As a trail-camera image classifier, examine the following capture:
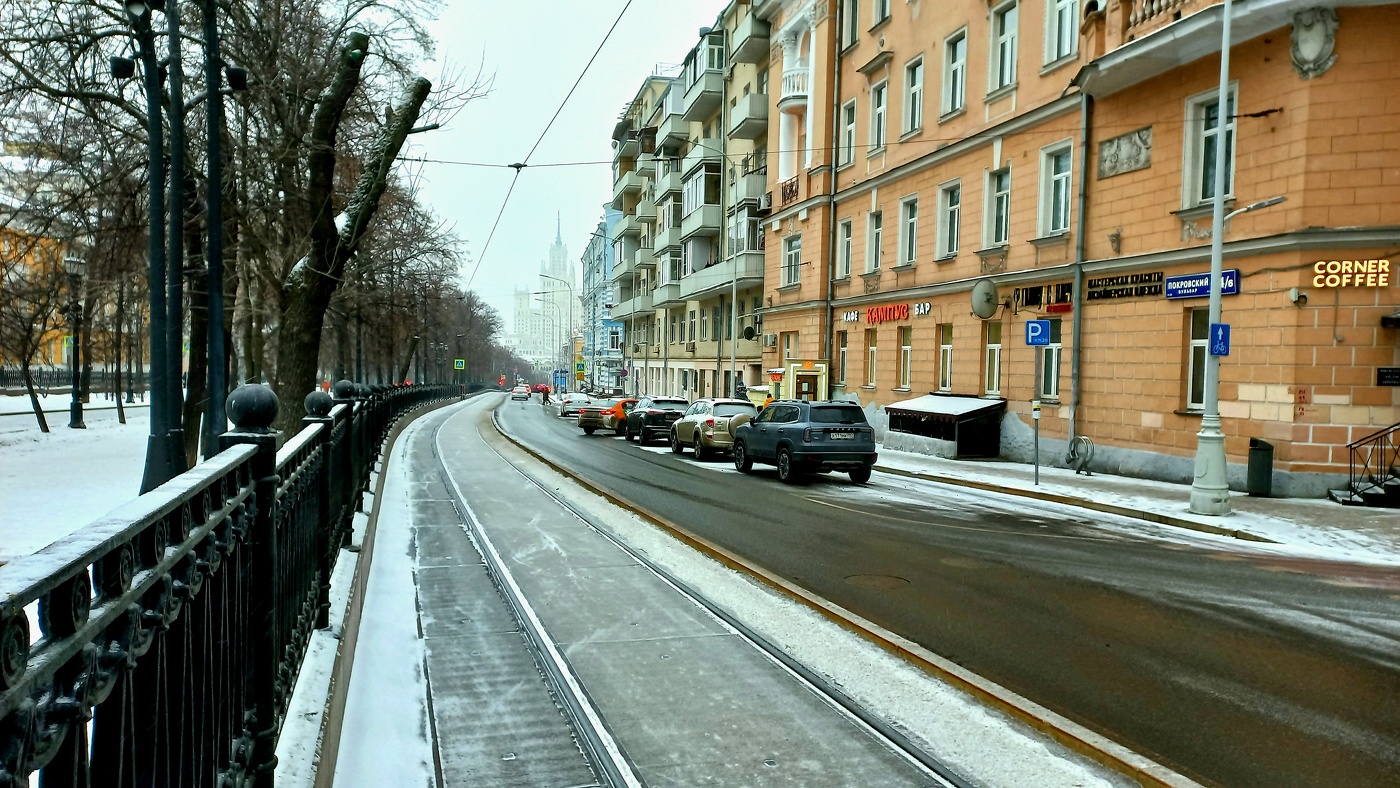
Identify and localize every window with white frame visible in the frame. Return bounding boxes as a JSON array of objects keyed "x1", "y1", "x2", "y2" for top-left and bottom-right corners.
[
  {"x1": 1187, "y1": 308, "x2": 1208, "y2": 409},
  {"x1": 903, "y1": 57, "x2": 924, "y2": 134},
  {"x1": 867, "y1": 211, "x2": 883, "y2": 272},
  {"x1": 782, "y1": 331, "x2": 798, "y2": 359},
  {"x1": 688, "y1": 309, "x2": 696, "y2": 341},
  {"x1": 782, "y1": 235, "x2": 802, "y2": 286},
  {"x1": 984, "y1": 321, "x2": 1003, "y2": 395},
  {"x1": 937, "y1": 181, "x2": 960, "y2": 258},
  {"x1": 865, "y1": 329, "x2": 878, "y2": 386},
  {"x1": 1040, "y1": 318, "x2": 1062, "y2": 400},
  {"x1": 987, "y1": 168, "x2": 1011, "y2": 246},
  {"x1": 943, "y1": 30, "x2": 967, "y2": 115},
  {"x1": 1039, "y1": 144, "x2": 1072, "y2": 236},
  {"x1": 1046, "y1": 0, "x2": 1078, "y2": 63},
  {"x1": 840, "y1": 100, "x2": 857, "y2": 166},
  {"x1": 938, "y1": 323, "x2": 953, "y2": 391},
  {"x1": 870, "y1": 81, "x2": 888, "y2": 150},
  {"x1": 898, "y1": 326, "x2": 912, "y2": 388},
  {"x1": 898, "y1": 196, "x2": 918, "y2": 265},
  {"x1": 838, "y1": 219, "x2": 853, "y2": 278},
  {"x1": 1185, "y1": 87, "x2": 1237, "y2": 208},
  {"x1": 837, "y1": 331, "x2": 848, "y2": 383},
  {"x1": 841, "y1": 0, "x2": 860, "y2": 47},
  {"x1": 873, "y1": 0, "x2": 890, "y2": 24},
  {"x1": 990, "y1": 2, "x2": 1018, "y2": 92},
  {"x1": 700, "y1": 307, "x2": 709, "y2": 340}
]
